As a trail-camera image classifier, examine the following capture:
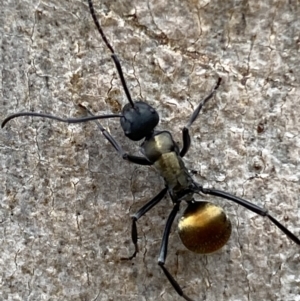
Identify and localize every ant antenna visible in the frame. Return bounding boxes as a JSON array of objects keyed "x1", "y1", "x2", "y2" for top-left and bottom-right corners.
[
  {"x1": 87, "y1": 0, "x2": 135, "y2": 108},
  {"x1": 1, "y1": 109, "x2": 122, "y2": 128}
]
